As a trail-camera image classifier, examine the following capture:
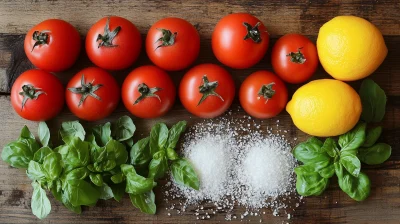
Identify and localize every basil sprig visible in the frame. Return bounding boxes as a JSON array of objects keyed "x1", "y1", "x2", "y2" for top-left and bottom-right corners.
[{"x1": 1, "y1": 117, "x2": 197, "y2": 219}]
